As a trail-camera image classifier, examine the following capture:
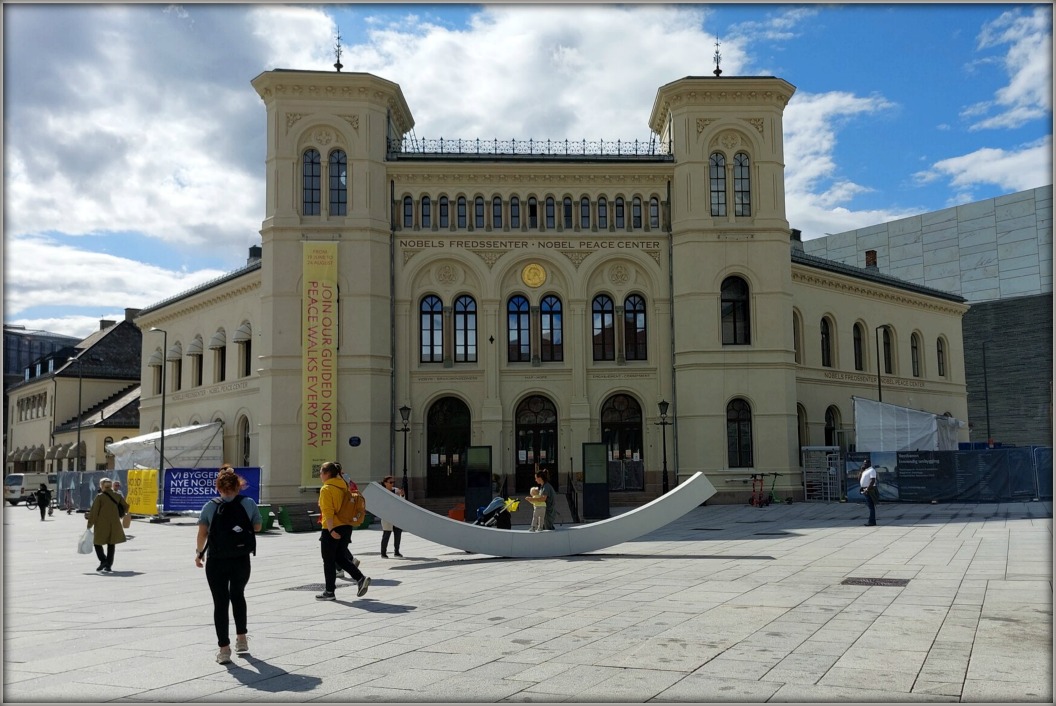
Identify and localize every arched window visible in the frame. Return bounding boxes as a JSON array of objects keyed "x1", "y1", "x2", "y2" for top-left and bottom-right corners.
[
  {"x1": 457, "y1": 196, "x2": 467, "y2": 228},
  {"x1": 721, "y1": 276, "x2": 750, "y2": 345},
  {"x1": 592, "y1": 295, "x2": 615, "y2": 361},
  {"x1": 624, "y1": 294, "x2": 647, "y2": 360},
  {"x1": 540, "y1": 295, "x2": 563, "y2": 362},
  {"x1": 632, "y1": 196, "x2": 643, "y2": 228},
  {"x1": 238, "y1": 415, "x2": 251, "y2": 467},
  {"x1": 598, "y1": 197, "x2": 608, "y2": 228},
  {"x1": 421, "y1": 196, "x2": 432, "y2": 228},
  {"x1": 601, "y1": 394, "x2": 644, "y2": 491},
  {"x1": 937, "y1": 338, "x2": 947, "y2": 378},
  {"x1": 882, "y1": 327, "x2": 893, "y2": 374},
  {"x1": 510, "y1": 196, "x2": 521, "y2": 228},
  {"x1": 403, "y1": 195, "x2": 414, "y2": 228},
  {"x1": 420, "y1": 295, "x2": 443, "y2": 363},
  {"x1": 733, "y1": 152, "x2": 751, "y2": 216},
  {"x1": 507, "y1": 296, "x2": 531, "y2": 362},
  {"x1": 545, "y1": 196, "x2": 556, "y2": 229},
  {"x1": 492, "y1": 196, "x2": 503, "y2": 229},
  {"x1": 614, "y1": 197, "x2": 625, "y2": 229},
  {"x1": 710, "y1": 152, "x2": 726, "y2": 217},
  {"x1": 911, "y1": 333, "x2": 921, "y2": 377},
  {"x1": 474, "y1": 196, "x2": 485, "y2": 228},
  {"x1": 328, "y1": 150, "x2": 347, "y2": 216},
  {"x1": 726, "y1": 398, "x2": 753, "y2": 468},
  {"x1": 454, "y1": 295, "x2": 477, "y2": 363},
  {"x1": 820, "y1": 318, "x2": 833, "y2": 368},
  {"x1": 825, "y1": 405, "x2": 841, "y2": 447},
  {"x1": 796, "y1": 405, "x2": 808, "y2": 465},
  {"x1": 792, "y1": 311, "x2": 802, "y2": 364},
  {"x1": 302, "y1": 149, "x2": 321, "y2": 215},
  {"x1": 649, "y1": 196, "x2": 660, "y2": 229},
  {"x1": 580, "y1": 197, "x2": 591, "y2": 229},
  {"x1": 853, "y1": 323, "x2": 865, "y2": 371},
  {"x1": 527, "y1": 197, "x2": 538, "y2": 228},
  {"x1": 562, "y1": 197, "x2": 573, "y2": 229},
  {"x1": 439, "y1": 196, "x2": 450, "y2": 227}
]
